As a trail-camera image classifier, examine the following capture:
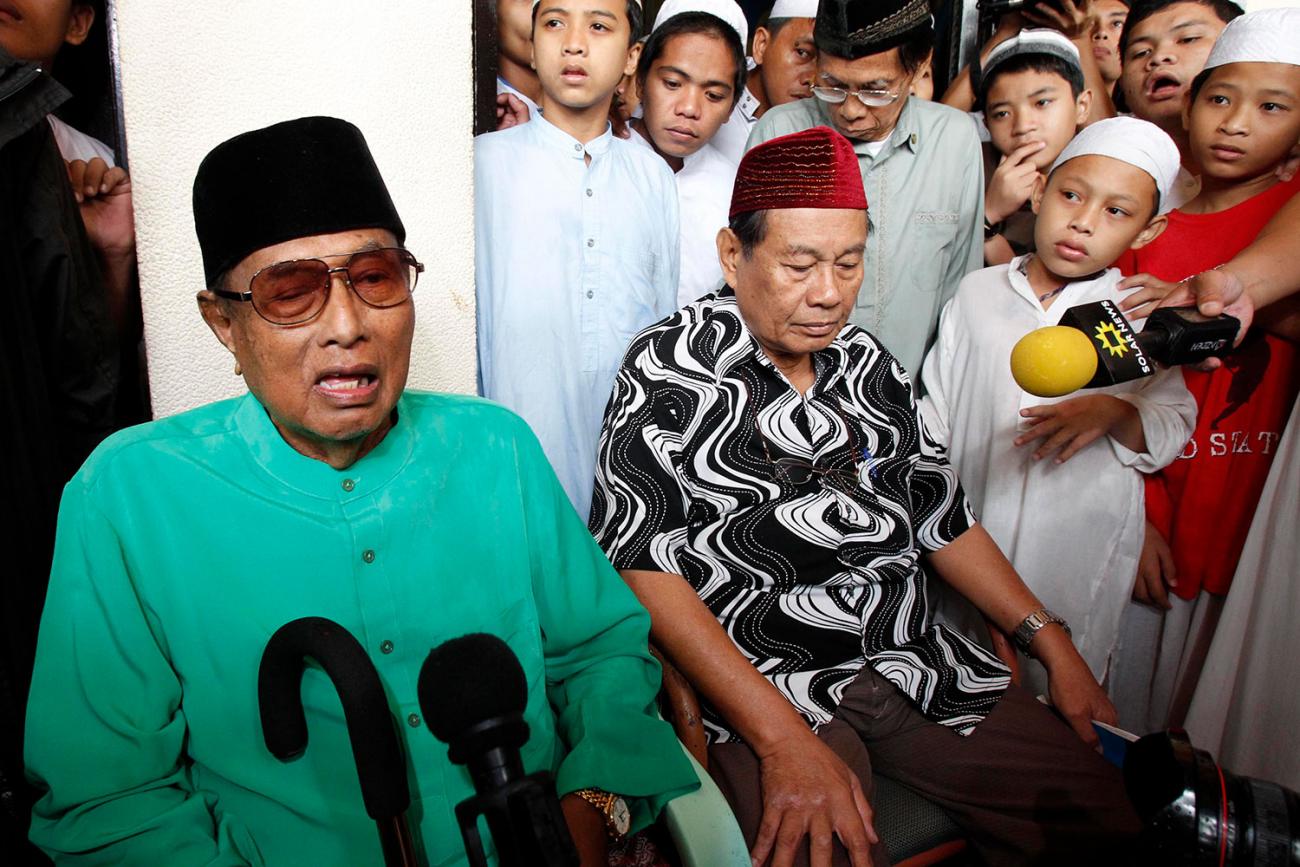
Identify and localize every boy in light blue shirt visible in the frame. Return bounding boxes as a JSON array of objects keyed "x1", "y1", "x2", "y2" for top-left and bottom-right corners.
[{"x1": 476, "y1": 0, "x2": 680, "y2": 518}]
